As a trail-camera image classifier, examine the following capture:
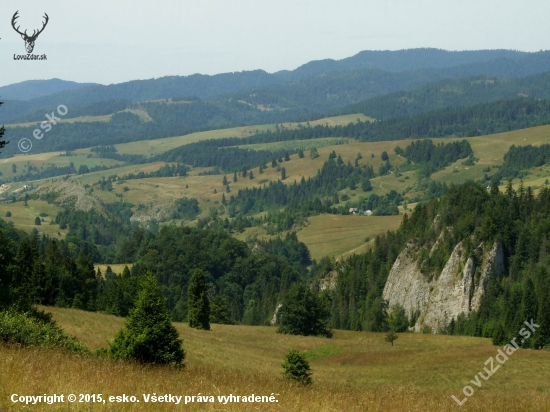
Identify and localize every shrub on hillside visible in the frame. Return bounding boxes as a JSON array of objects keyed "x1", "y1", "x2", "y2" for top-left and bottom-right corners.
[
  {"x1": 0, "y1": 309, "x2": 88, "y2": 353},
  {"x1": 108, "y1": 274, "x2": 184, "y2": 365},
  {"x1": 281, "y1": 350, "x2": 312, "y2": 385}
]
